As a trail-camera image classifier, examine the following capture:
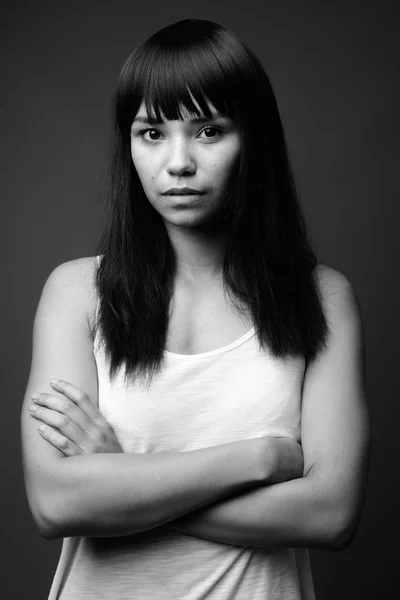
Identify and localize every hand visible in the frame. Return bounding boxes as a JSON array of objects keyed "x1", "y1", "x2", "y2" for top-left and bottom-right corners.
[
  {"x1": 28, "y1": 379, "x2": 124, "y2": 456},
  {"x1": 257, "y1": 435, "x2": 304, "y2": 484}
]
